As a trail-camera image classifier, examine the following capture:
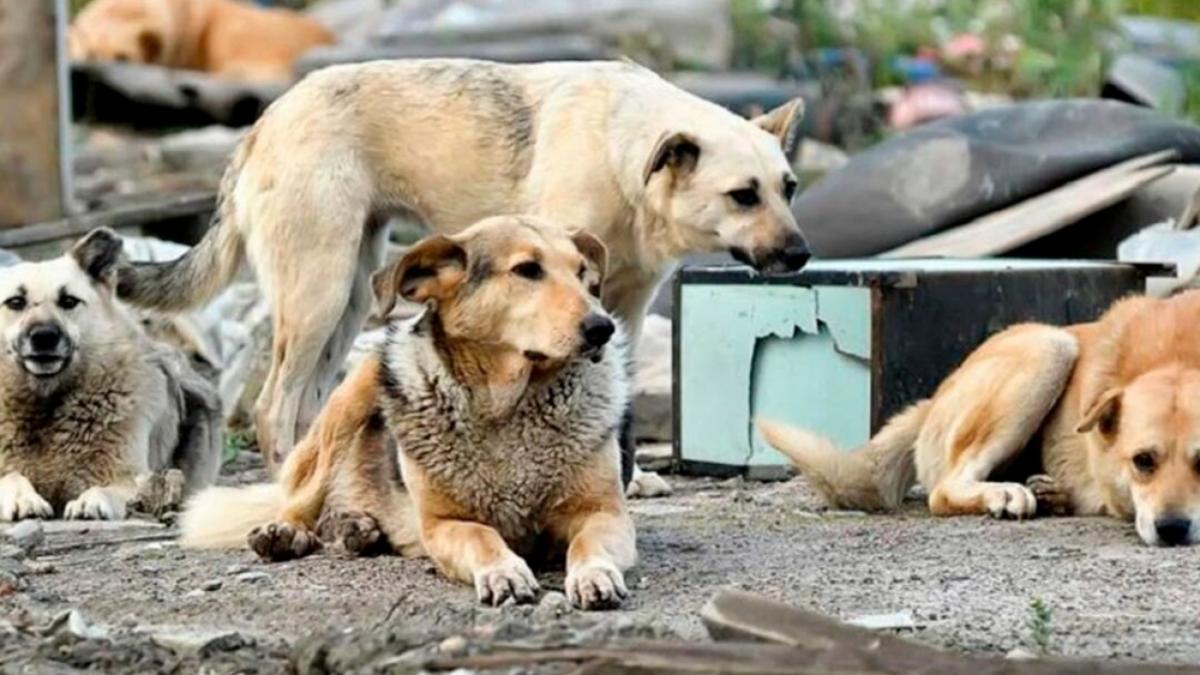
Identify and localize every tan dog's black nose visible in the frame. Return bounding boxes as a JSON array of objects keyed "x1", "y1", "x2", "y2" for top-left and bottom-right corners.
[
  {"x1": 28, "y1": 324, "x2": 64, "y2": 353},
  {"x1": 1155, "y1": 517, "x2": 1192, "y2": 546},
  {"x1": 581, "y1": 314, "x2": 615, "y2": 348}
]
